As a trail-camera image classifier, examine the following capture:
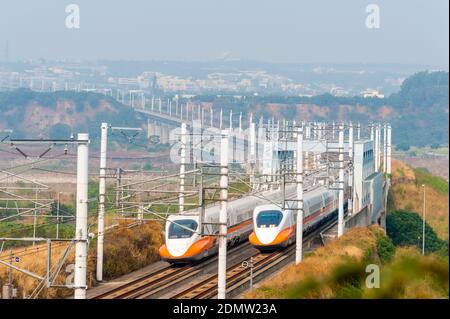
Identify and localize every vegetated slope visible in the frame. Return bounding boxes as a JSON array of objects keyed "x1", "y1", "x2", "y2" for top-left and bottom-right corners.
[
  {"x1": 389, "y1": 159, "x2": 449, "y2": 240},
  {"x1": 0, "y1": 240, "x2": 79, "y2": 299},
  {"x1": 245, "y1": 226, "x2": 448, "y2": 299},
  {"x1": 0, "y1": 89, "x2": 144, "y2": 144},
  {"x1": 398, "y1": 154, "x2": 449, "y2": 181},
  {"x1": 0, "y1": 221, "x2": 164, "y2": 299},
  {"x1": 97, "y1": 221, "x2": 164, "y2": 281}
]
